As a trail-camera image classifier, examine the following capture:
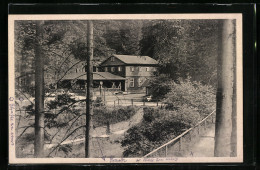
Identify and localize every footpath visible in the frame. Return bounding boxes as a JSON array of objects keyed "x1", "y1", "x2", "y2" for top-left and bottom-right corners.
[
  {"x1": 183, "y1": 124, "x2": 215, "y2": 157},
  {"x1": 45, "y1": 108, "x2": 144, "y2": 149}
]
